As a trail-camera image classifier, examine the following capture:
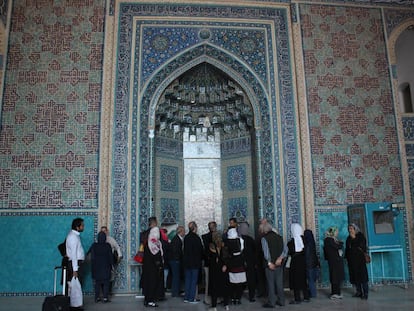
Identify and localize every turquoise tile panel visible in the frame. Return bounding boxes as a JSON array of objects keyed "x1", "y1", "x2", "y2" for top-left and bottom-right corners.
[{"x1": 0, "y1": 213, "x2": 96, "y2": 294}]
